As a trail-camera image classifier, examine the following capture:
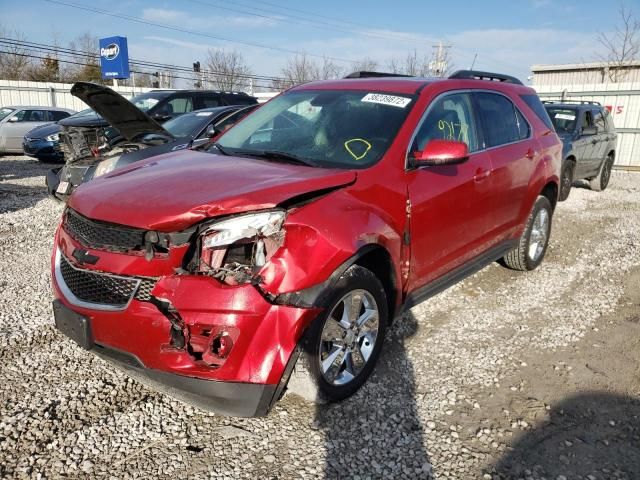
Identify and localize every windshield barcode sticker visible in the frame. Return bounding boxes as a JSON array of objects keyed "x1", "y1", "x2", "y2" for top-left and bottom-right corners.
[
  {"x1": 555, "y1": 113, "x2": 576, "y2": 121},
  {"x1": 362, "y1": 93, "x2": 411, "y2": 108}
]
